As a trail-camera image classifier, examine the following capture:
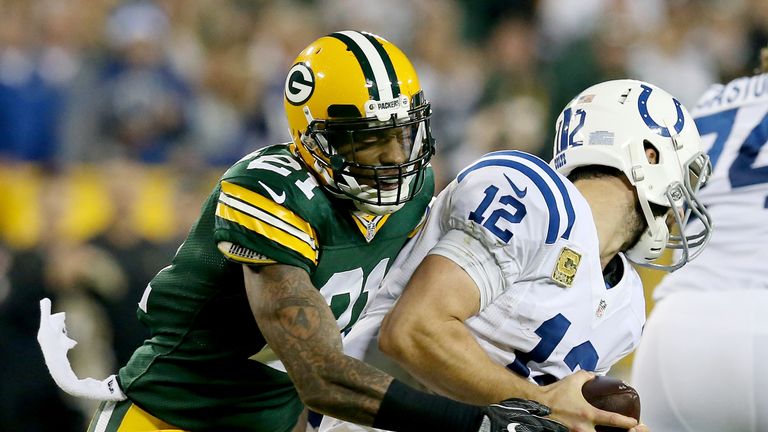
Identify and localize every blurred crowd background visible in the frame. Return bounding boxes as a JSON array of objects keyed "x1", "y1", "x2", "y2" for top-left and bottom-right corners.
[{"x1": 1, "y1": 0, "x2": 766, "y2": 430}]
